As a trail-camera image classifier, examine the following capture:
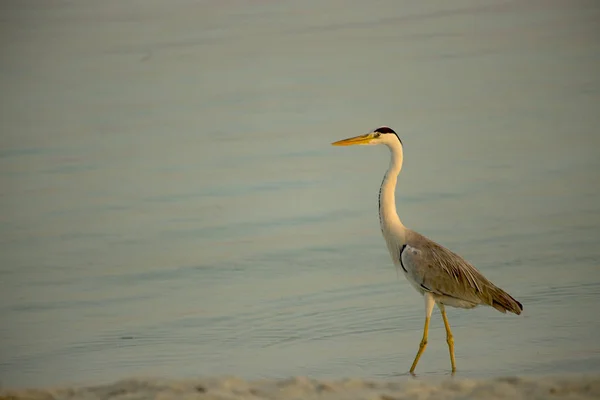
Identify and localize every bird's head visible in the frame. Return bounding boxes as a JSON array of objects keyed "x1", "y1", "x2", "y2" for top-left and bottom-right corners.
[{"x1": 331, "y1": 126, "x2": 403, "y2": 147}]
